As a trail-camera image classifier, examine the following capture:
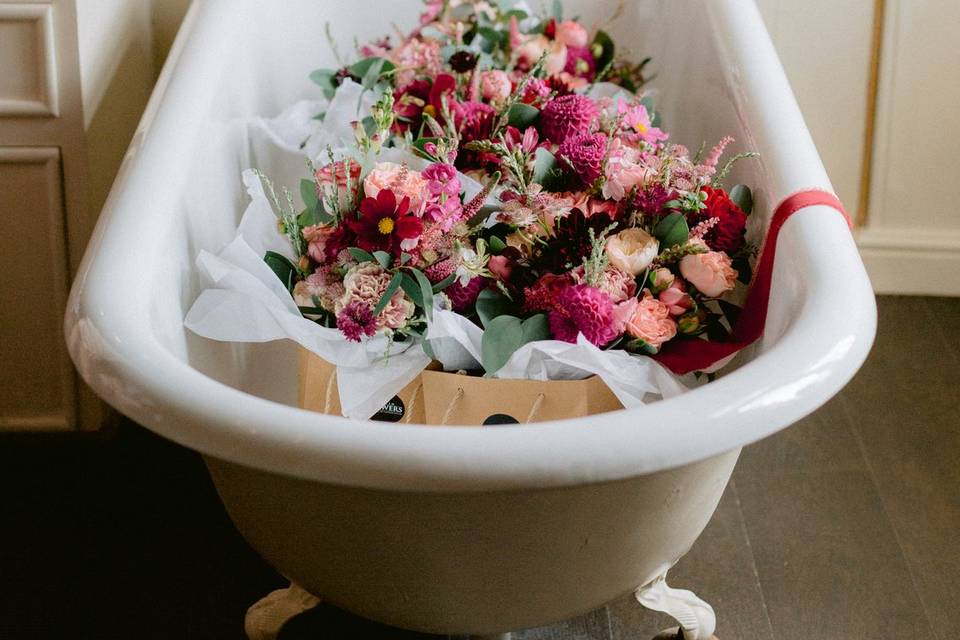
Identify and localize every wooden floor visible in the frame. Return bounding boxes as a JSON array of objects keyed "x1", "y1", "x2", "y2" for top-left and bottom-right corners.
[{"x1": 1, "y1": 296, "x2": 957, "y2": 639}]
